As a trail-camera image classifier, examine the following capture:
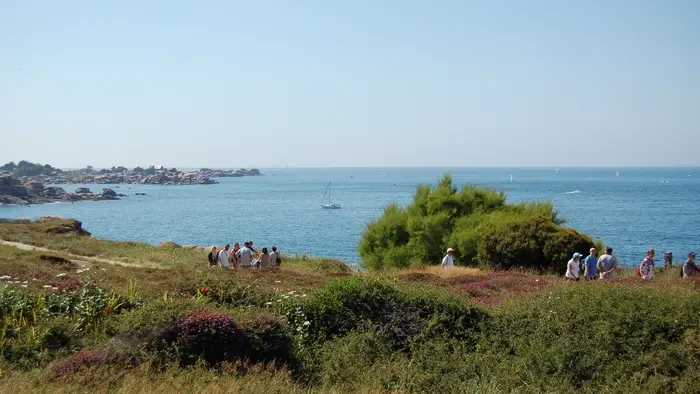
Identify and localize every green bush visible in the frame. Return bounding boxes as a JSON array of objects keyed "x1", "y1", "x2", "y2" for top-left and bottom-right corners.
[
  {"x1": 283, "y1": 276, "x2": 487, "y2": 350},
  {"x1": 359, "y1": 173, "x2": 596, "y2": 272},
  {"x1": 478, "y1": 283, "x2": 700, "y2": 392}
]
